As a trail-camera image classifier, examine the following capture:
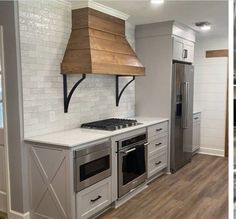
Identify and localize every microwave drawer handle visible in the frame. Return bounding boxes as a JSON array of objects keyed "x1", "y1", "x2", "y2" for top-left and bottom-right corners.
[{"x1": 91, "y1": 195, "x2": 102, "y2": 203}]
